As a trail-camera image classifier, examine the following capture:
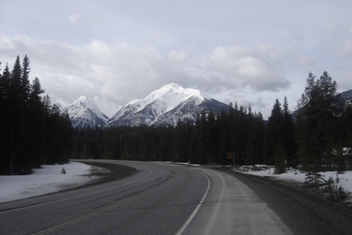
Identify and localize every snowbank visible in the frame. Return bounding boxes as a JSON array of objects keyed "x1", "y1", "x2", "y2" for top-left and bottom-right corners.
[
  {"x1": 0, "y1": 162, "x2": 100, "y2": 203},
  {"x1": 235, "y1": 165, "x2": 352, "y2": 193}
]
